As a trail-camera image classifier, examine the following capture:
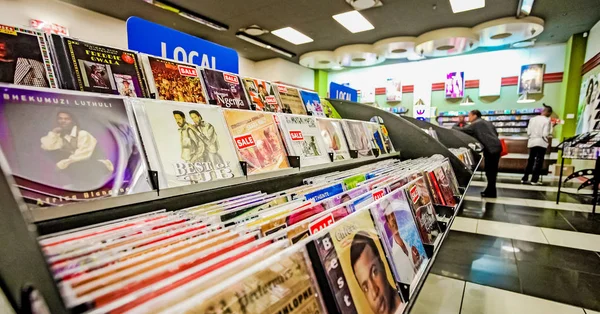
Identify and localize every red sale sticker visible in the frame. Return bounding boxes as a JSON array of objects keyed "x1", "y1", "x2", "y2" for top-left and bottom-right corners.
[
  {"x1": 234, "y1": 134, "x2": 255, "y2": 149},
  {"x1": 223, "y1": 73, "x2": 239, "y2": 84},
  {"x1": 309, "y1": 214, "x2": 334, "y2": 235},
  {"x1": 277, "y1": 85, "x2": 288, "y2": 93},
  {"x1": 178, "y1": 65, "x2": 198, "y2": 77},
  {"x1": 410, "y1": 185, "x2": 419, "y2": 203},
  {"x1": 121, "y1": 53, "x2": 135, "y2": 64},
  {"x1": 289, "y1": 130, "x2": 304, "y2": 141},
  {"x1": 372, "y1": 190, "x2": 385, "y2": 200},
  {"x1": 265, "y1": 95, "x2": 278, "y2": 105}
]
